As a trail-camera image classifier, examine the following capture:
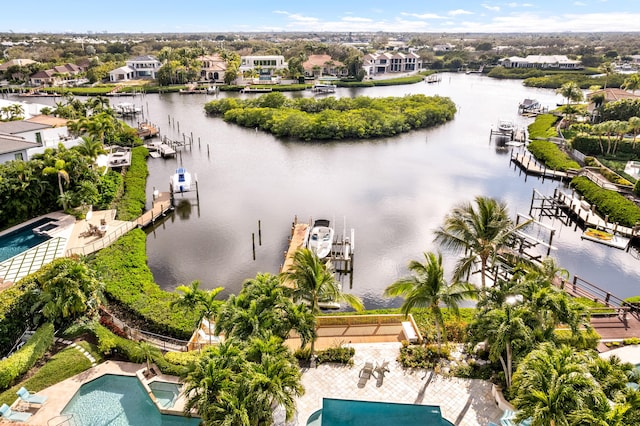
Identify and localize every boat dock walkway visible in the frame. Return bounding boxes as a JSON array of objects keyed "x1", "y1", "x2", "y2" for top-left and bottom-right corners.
[
  {"x1": 511, "y1": 151, "x2": 576, "y2": 181},
  {"x1": 135, "y1": 192, "x2": 174, "y2": 228},
  {"x1": 280, "y1": 220, "x2": 310, "y2": 276}
]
